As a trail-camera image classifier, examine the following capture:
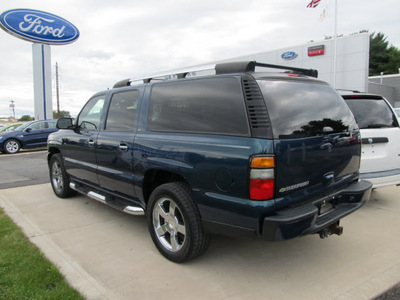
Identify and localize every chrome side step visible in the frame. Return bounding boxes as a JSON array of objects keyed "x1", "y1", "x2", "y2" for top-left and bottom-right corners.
[
  {"x1": 69, "y1": 182, "x2": 145, "y2": 216},
  {"x1": 123, "y1": 206, "x2": 145, "y2": 216},
  {"x1": 88, "y1": 191, "x2": 106, "y2": 204}
]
